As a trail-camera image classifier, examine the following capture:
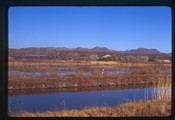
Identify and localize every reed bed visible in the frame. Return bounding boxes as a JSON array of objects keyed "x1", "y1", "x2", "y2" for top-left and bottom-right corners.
[
  {"x1": 8, "y1": 59, "x2": 171, "y2": 89},
  {"x1": 8, "y1": 74, "x2": 171, "y2": 89}
]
